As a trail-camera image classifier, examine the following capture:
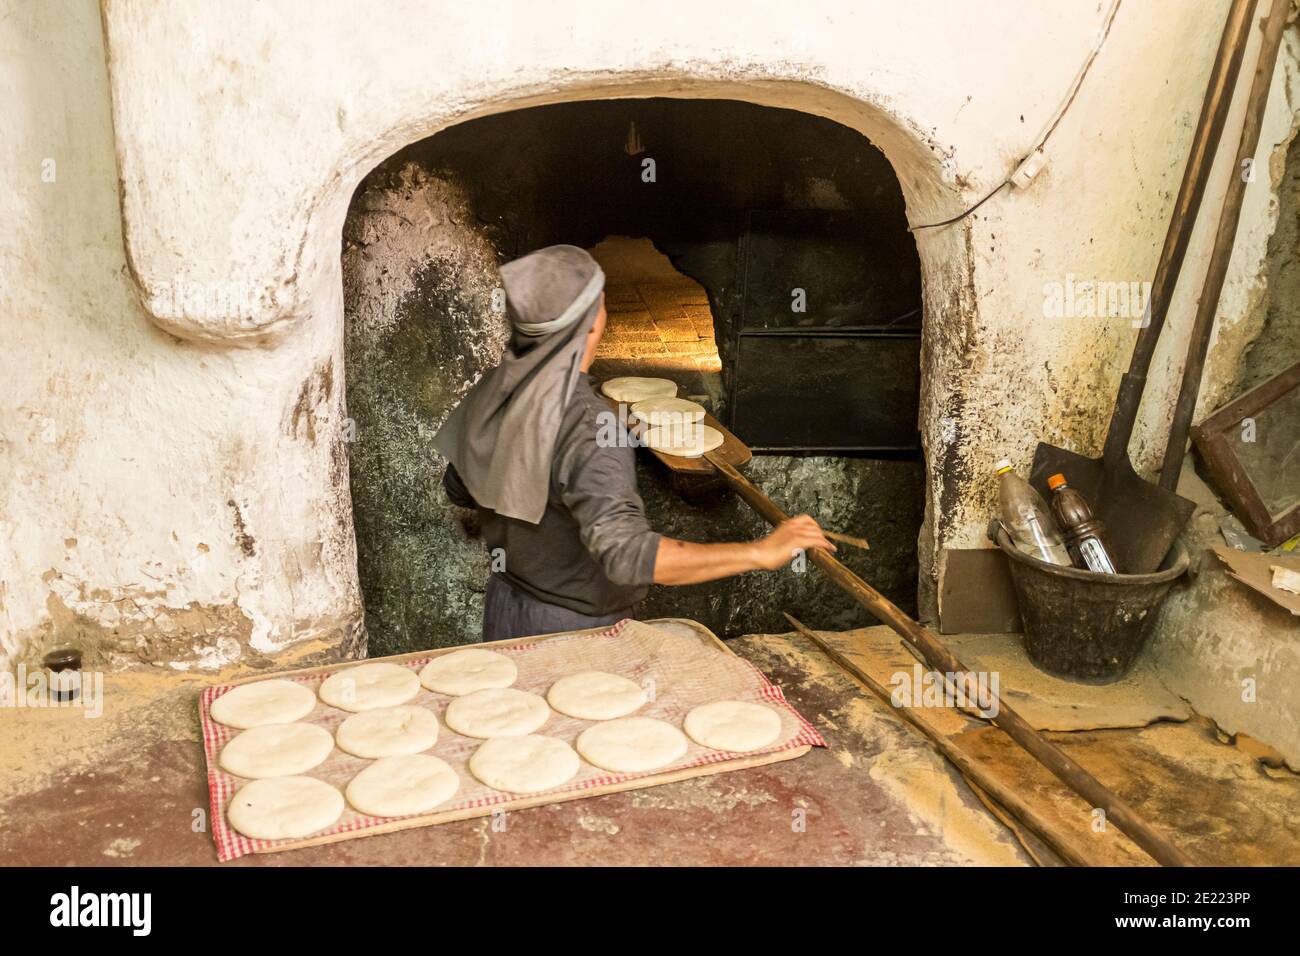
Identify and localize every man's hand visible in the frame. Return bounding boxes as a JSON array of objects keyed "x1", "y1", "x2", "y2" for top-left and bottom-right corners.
[
  {"x1": 750, "y1": 515, "x2": 836, "y2": 570},
  {"x1": 651, "y1": 515, "x2": 836, "y2": 586}
]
